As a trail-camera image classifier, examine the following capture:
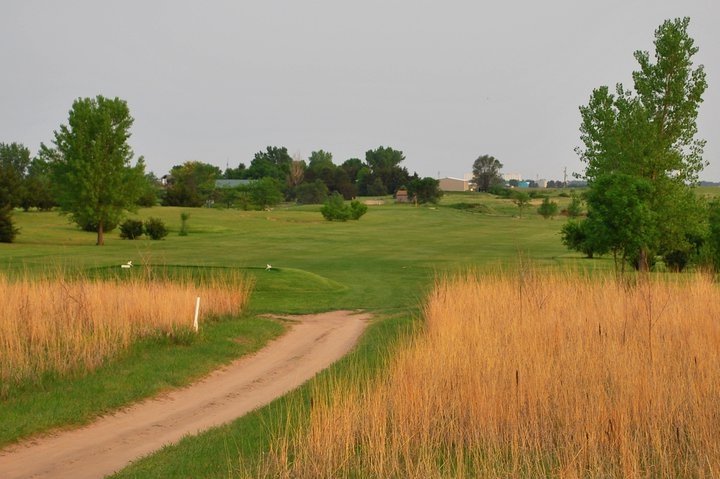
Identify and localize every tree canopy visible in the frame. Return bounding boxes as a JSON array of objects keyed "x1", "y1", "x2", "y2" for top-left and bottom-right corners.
[
  {"x1": 359, "y1": 146, "x2": 410, "y2": 196},
  {"x1": 0, "y1": 142, "x2": 31, "y2": 209},
  {"x1": 472, "y1": 154, "x2": 503, "y2": 192},
  {"x1": 45, "y1": 96, "x2": 146, "y2": 245},
  {"x1": 162, "y1": 161, "x2": 221, "y2": 207},
  {"x1": 572, "y1": 17, "x2": 707, "y2": 272}
]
